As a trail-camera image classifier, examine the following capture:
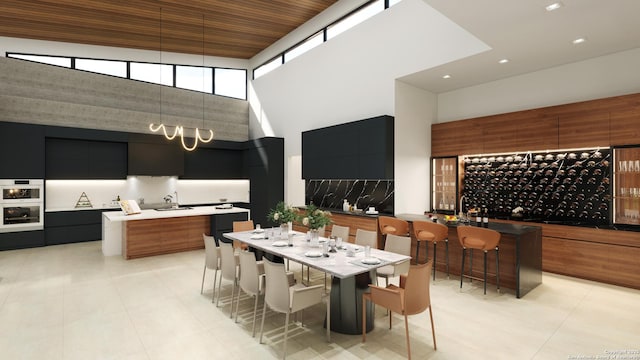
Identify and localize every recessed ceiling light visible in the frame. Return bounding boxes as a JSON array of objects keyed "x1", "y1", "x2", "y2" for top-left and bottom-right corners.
[
  {"x1": 499, "y1": 59, "x2": 509, "y2": 64},
  {"x1": 545, "y1": 2, "x2": 563, "y2": 11},
  {"x1": 442, "y1": 74, "x2": 451, "y2": 79},
  {"x1": 572, "y1": 37, "x2": 586, "y2": 44}
]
